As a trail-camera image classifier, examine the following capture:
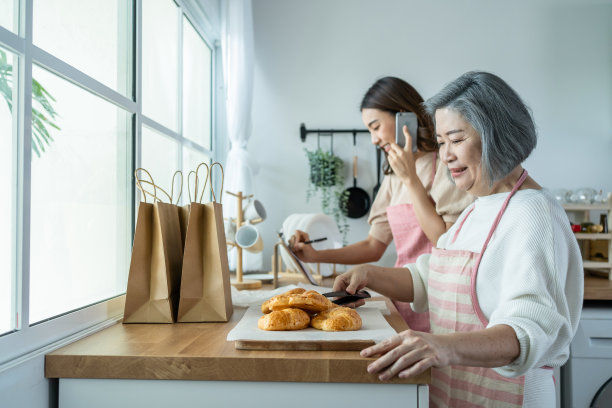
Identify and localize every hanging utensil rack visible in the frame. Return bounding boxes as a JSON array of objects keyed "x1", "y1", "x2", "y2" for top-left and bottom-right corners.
[{"x1": 300, "y1": 123, "x2": 369, "y2": 142}]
